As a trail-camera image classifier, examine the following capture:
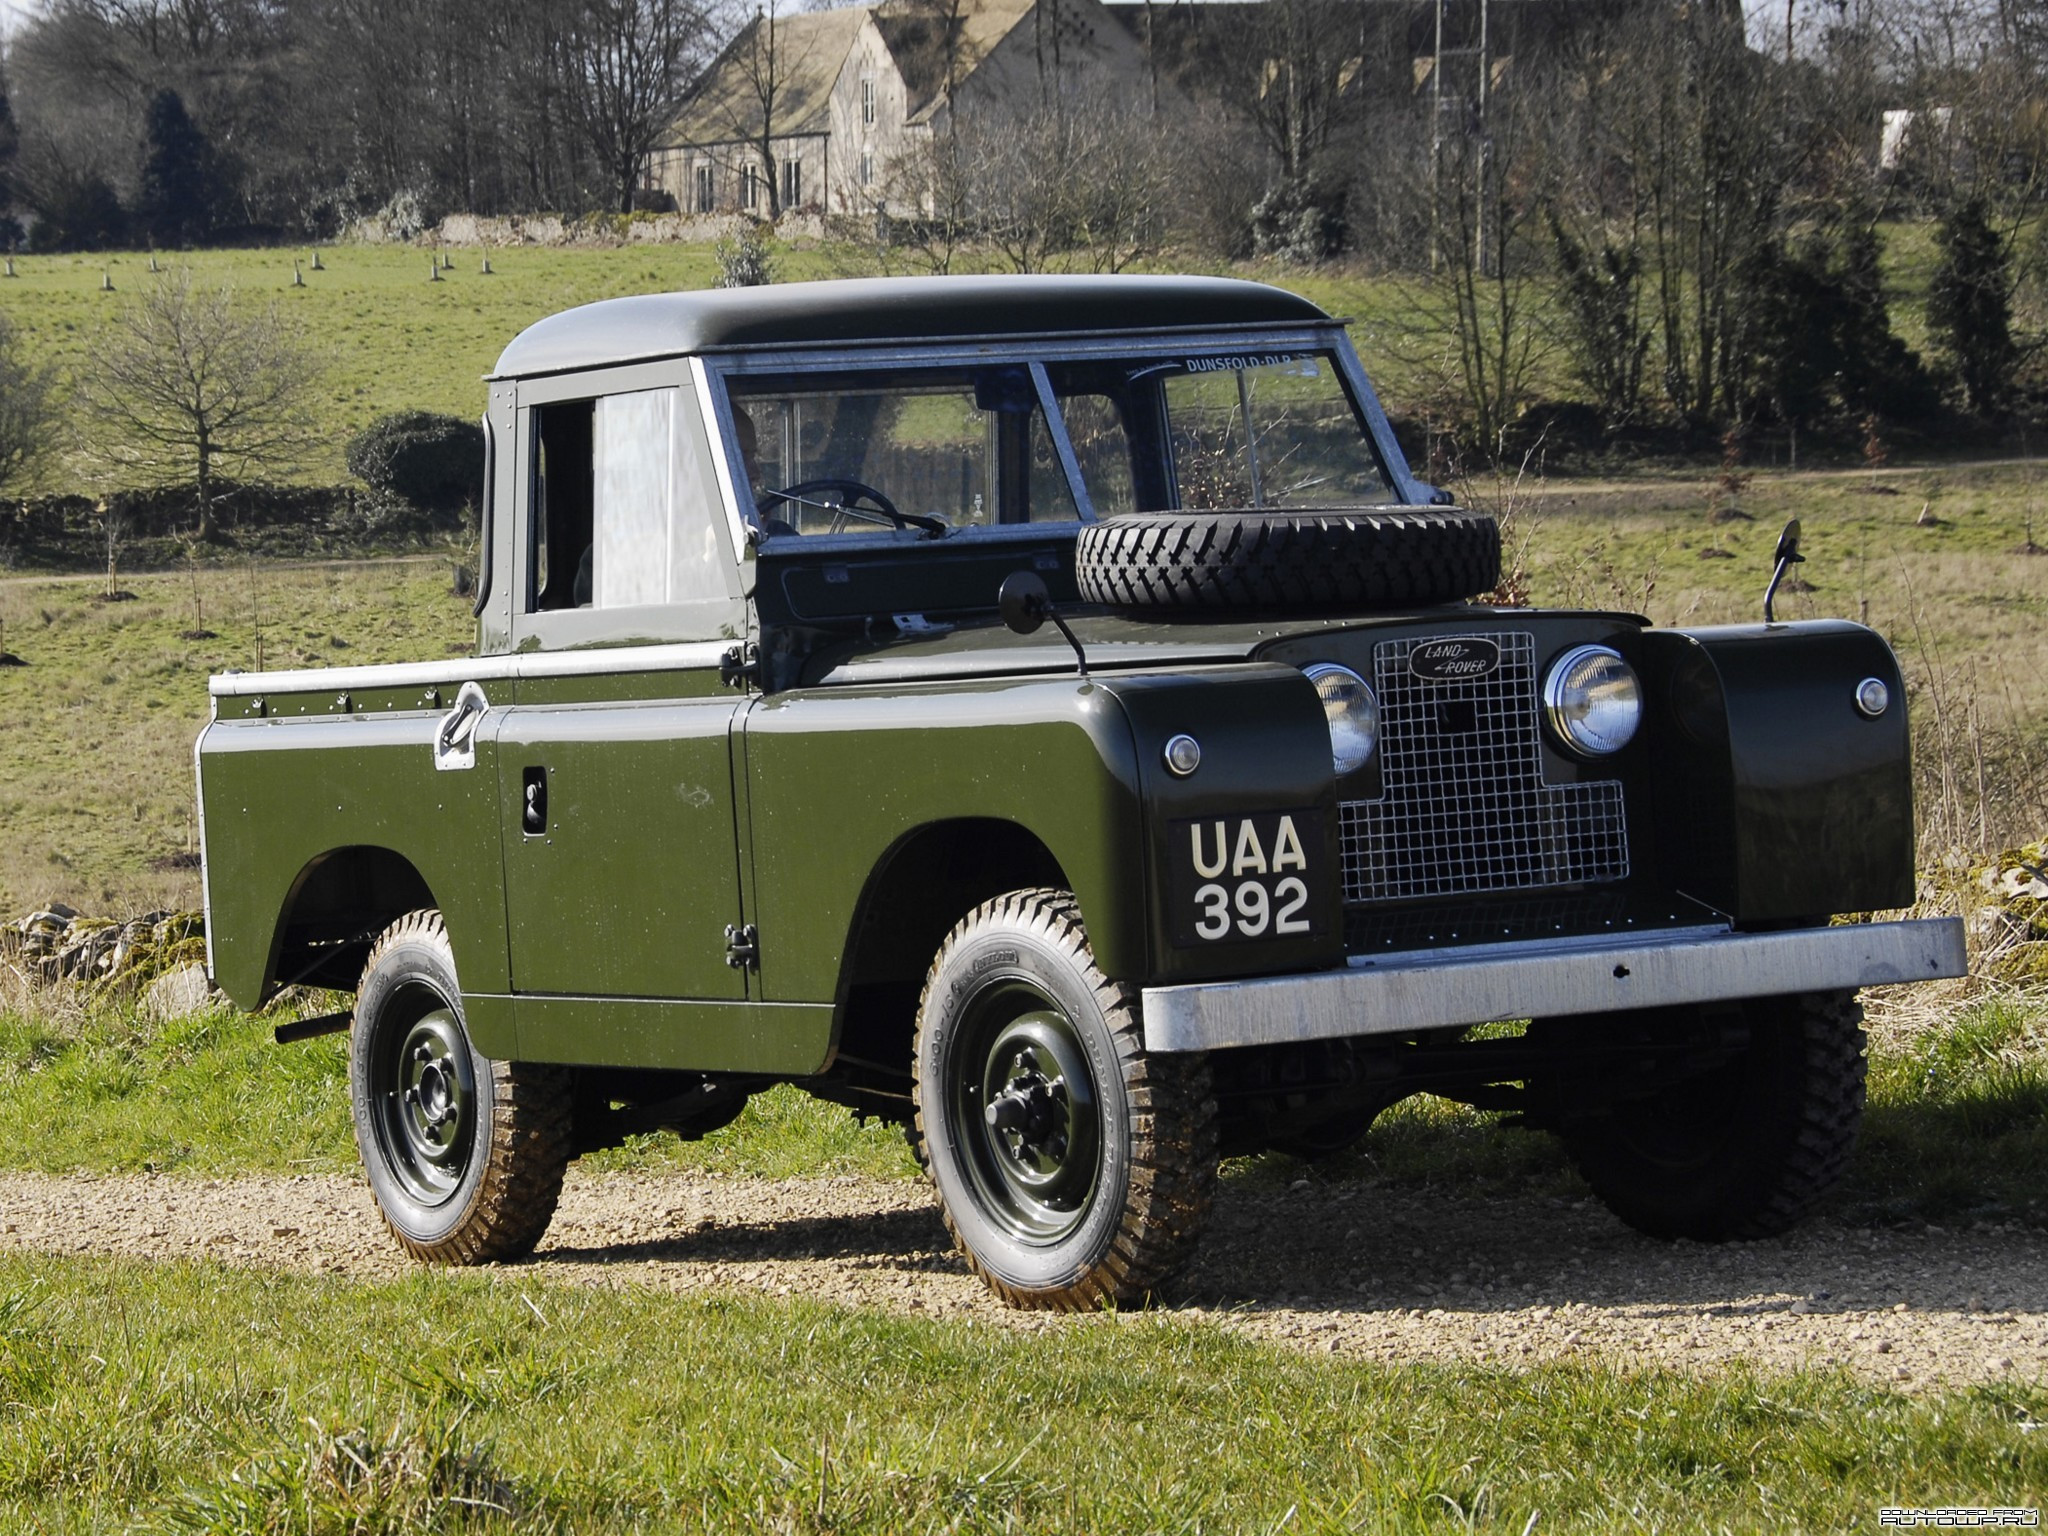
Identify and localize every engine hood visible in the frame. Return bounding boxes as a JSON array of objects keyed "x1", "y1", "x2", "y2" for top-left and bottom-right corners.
[{"x1": 798, "y1": 606, "x2": 1649, "y2": 689}]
